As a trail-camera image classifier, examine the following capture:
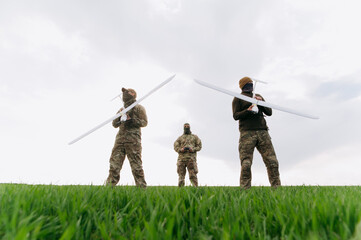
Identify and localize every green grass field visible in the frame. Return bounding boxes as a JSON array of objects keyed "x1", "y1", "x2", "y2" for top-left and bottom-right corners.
[{"x1": 1, "y1": 184, "x2": 361, "y2": 239}]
